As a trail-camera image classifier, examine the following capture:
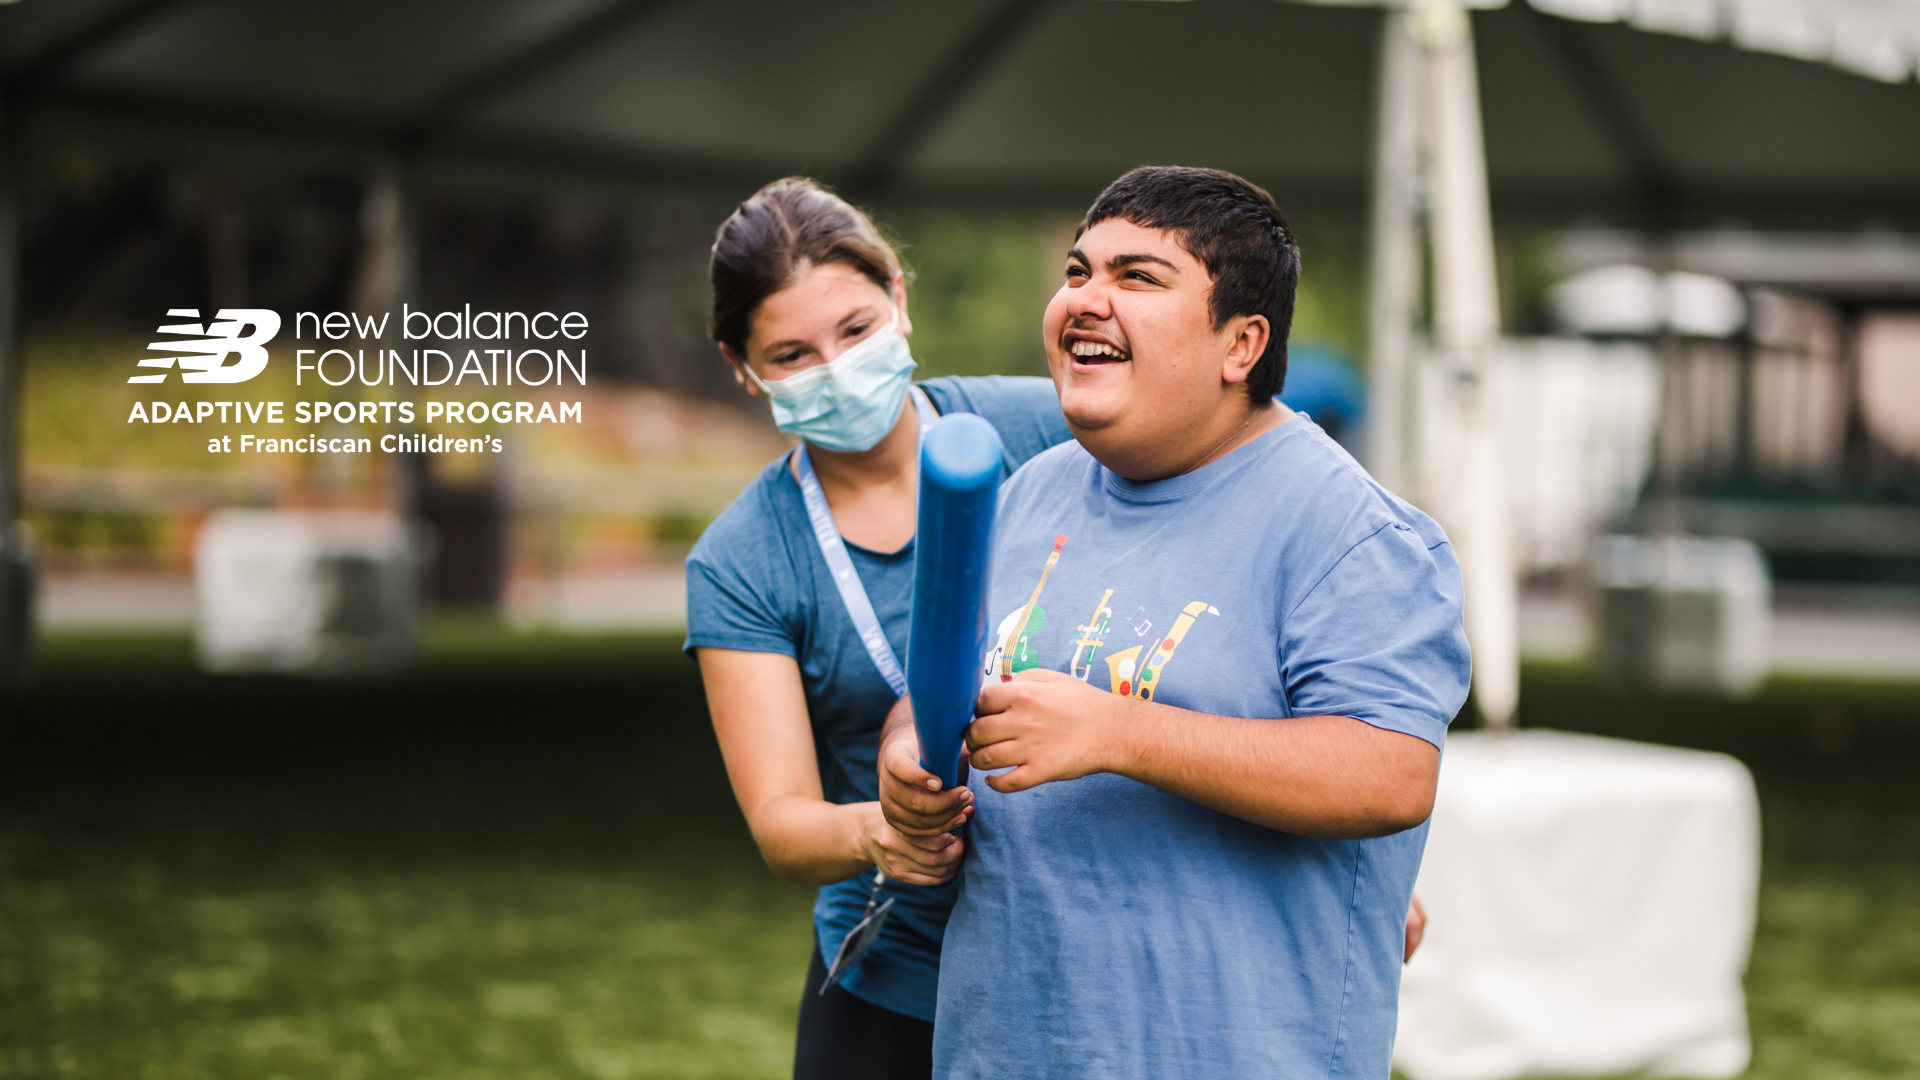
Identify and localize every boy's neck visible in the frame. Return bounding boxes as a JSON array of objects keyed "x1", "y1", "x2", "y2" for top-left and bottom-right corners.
[{"x1": 1094, "y1": 399, "x2": 1293, "y2": 483}]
